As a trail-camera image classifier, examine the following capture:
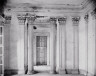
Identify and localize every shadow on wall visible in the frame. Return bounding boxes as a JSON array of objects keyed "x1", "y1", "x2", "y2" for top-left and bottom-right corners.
[
  {"x1": 91, "y1": 0, "x2": 96, "y2": 8},
  {"x1": 0, "y1": 0, "x2": 7, "y2": 16}
]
